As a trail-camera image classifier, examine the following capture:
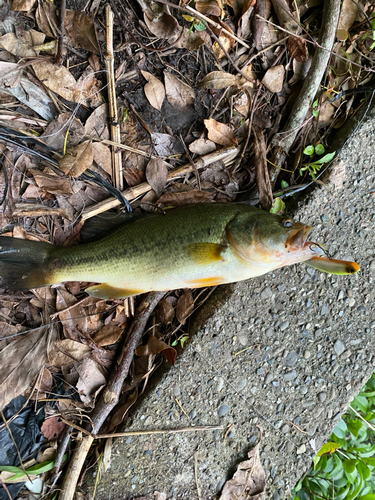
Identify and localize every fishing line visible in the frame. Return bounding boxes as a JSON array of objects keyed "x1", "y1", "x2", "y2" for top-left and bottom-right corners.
[{"x1": 308, "y1": 242, "x2": 332, "y2": 259}]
